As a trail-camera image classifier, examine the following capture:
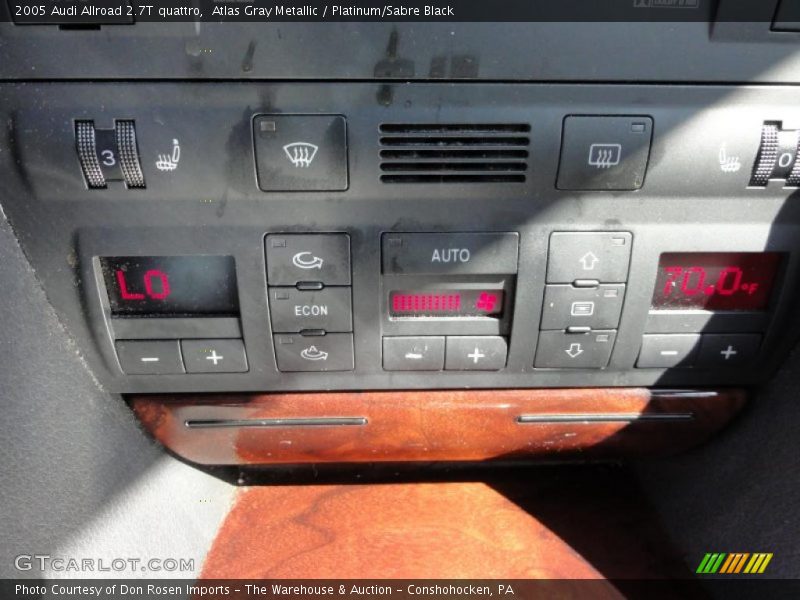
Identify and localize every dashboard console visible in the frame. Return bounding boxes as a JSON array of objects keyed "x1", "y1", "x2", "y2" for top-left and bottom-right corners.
[{"x1": 3, "y1": 82, "x2": 800, "y2": 394}]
